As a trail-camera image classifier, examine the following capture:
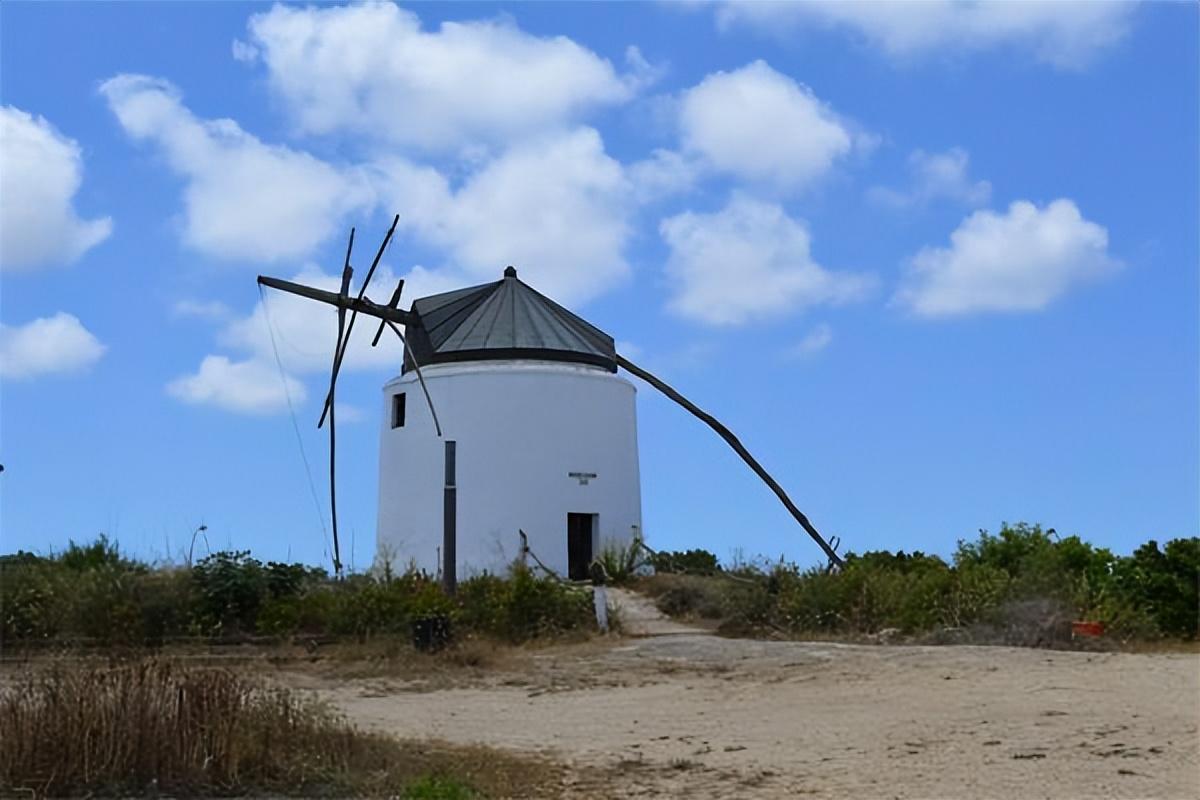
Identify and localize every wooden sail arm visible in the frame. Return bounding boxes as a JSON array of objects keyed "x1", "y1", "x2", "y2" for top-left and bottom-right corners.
[
  {"x1": 615, "y1": 354, "x2": 845, "y2": 568},
  {"x1": 256, "y1": 275, "x2": 418, "y2": 327}
]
